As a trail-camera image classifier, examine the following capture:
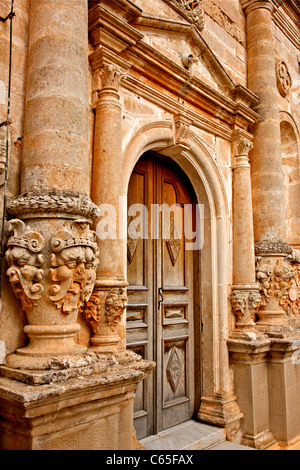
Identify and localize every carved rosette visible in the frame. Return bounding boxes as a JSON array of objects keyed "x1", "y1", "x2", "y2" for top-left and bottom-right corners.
[
  {"x1": 230, "y1": 287, "x2": 262, "y2": 328},
  {"x1": 276, "y1": 60, "x2": 292, "y2": 97},
  {"x1": 5, "y1": 219, "x2": 45, "y2": 312},
  {"x1": 50, "y1": 220, "x2": 100, "y2": 314},
  {"x1": 105, "y1": 288, "x2": 128, "y2": 332}
]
